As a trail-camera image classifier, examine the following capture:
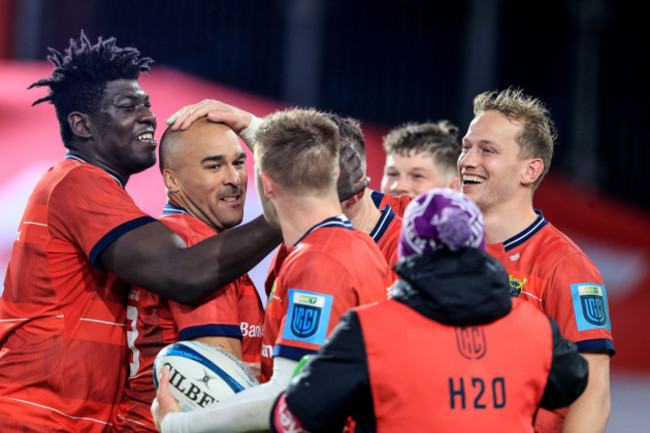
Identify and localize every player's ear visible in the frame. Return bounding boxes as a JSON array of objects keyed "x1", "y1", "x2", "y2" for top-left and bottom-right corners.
[
  {"x1": 259, "y1": 171, "x2": 275, "y2": 198},
  {"x1": 163, "y1": 168, "x2": 180, "y2": 193},
  {"x1": 521, "y1": 158, "x2": 544, "y2": 187},
  {"x1": 68, "y1": 112, "x2": 92, "y2": 139},
  {"x1": 342, "y1": 189, "x2": 365, "y2": 208}
]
